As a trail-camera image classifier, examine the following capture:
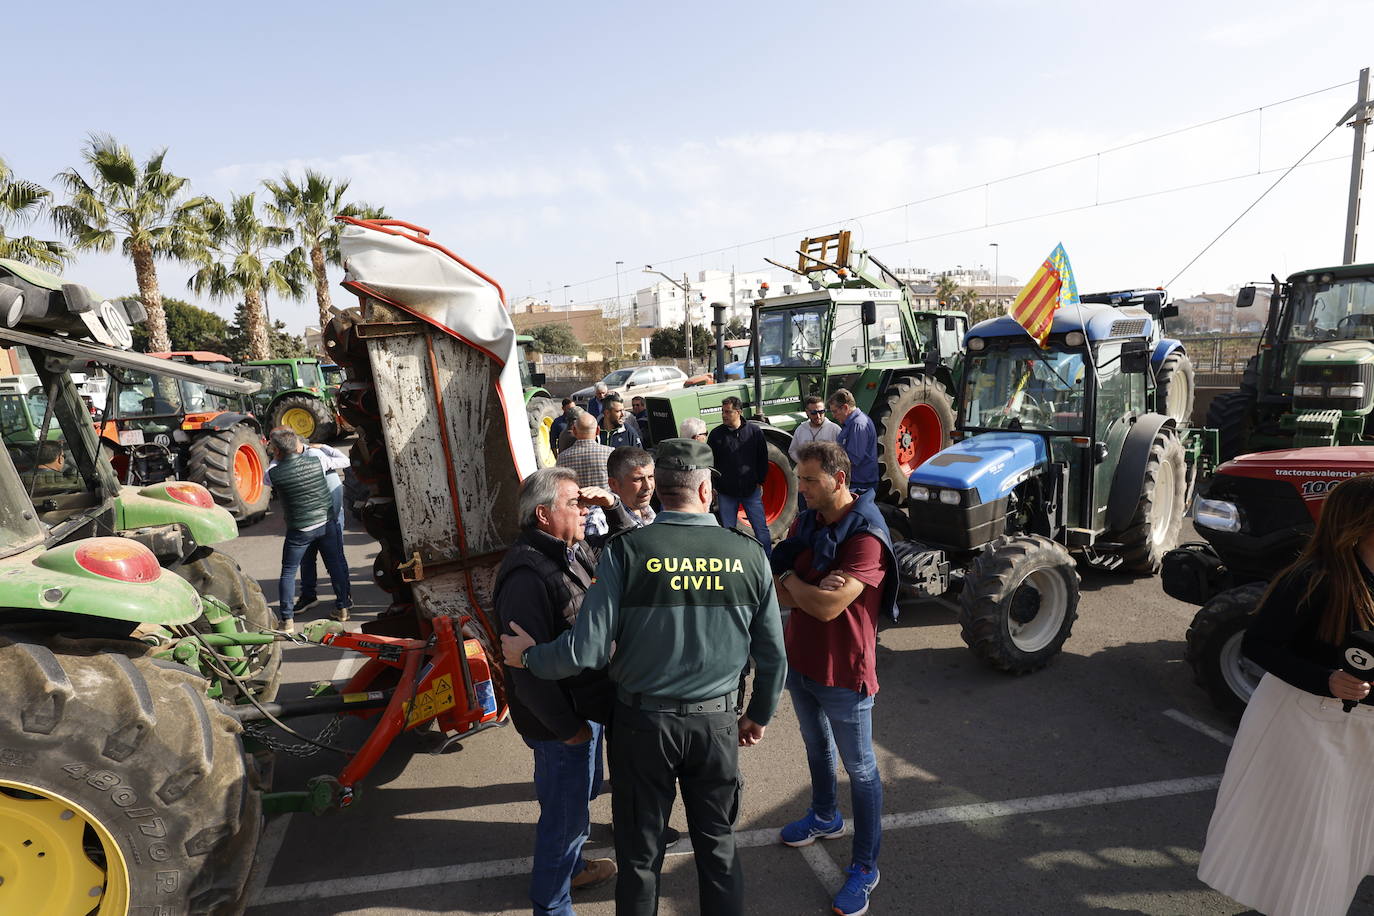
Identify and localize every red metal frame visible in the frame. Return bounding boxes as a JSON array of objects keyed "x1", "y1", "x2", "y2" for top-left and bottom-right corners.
[{"x1": 310, "y1": 615, "x2": 503, "y2": 795}]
